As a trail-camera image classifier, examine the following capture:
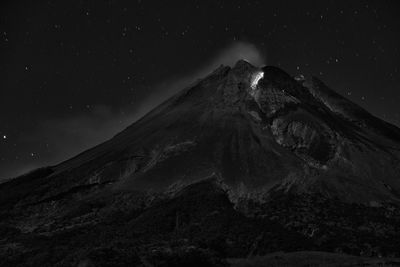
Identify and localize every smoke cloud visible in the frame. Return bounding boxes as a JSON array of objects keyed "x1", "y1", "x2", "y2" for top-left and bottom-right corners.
[{"x1": 207, "y1": 41, "x2": 267, "y2": 69}]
